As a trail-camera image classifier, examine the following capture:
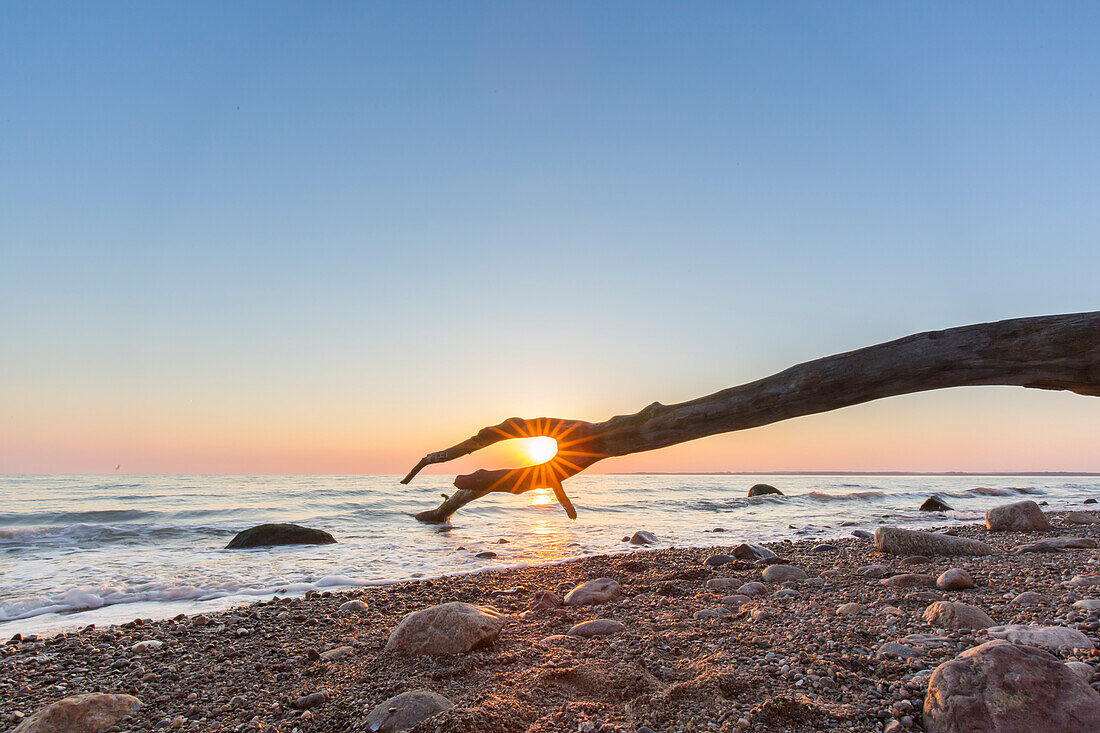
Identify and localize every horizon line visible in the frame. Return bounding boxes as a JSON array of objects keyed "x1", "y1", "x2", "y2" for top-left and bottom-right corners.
[{"x1": 3, "y1": 470, "x2": 1100, "y2": 477}]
